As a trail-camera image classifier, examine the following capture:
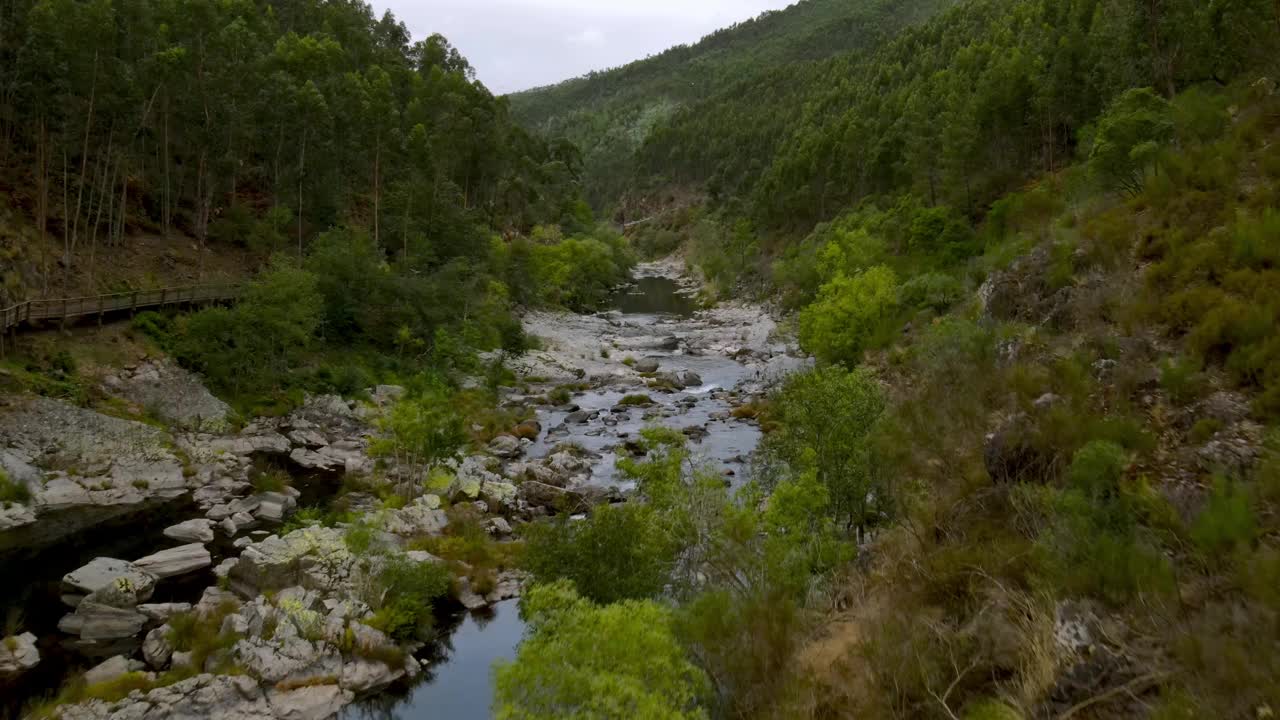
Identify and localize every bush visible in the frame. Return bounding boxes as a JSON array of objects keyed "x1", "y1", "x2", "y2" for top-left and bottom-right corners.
[
  {"x1": 522, "y1": 503, "x2": 678, "y2": 605},
  {"x1": 767, "y1": 366, "x2": 887, "y2": 531},
  {"x1": 1191, "y1": 478, "x2": 1256, "y2": 560},
  {"x1": 174, "y1": 261, "x2": 322, "y2": 398},
  {"x1": 1030, "y1": 442, "x2": 1175, "y2": 604},
  {"x1": 798, "y1": 265, "x2": 899, "y2": 366},
  {"x1": 493, "y1": 582, "x2": 708, "y2": 720},
  {"x1": 0, "y1": 470, "x2": 31, "y2": 506},
  {"x1": 900, "y1": 271, "x2": 964, "y2": 313},
  {"x1": 368, "y1": 382, "x2": 466, "y2": 475},
  {"x1": 1088, "y1": 87, "x2": 1174, "y2": 195},
  {"x1": 368, "y1": 555, "x2": 451, "y2": 641}
]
